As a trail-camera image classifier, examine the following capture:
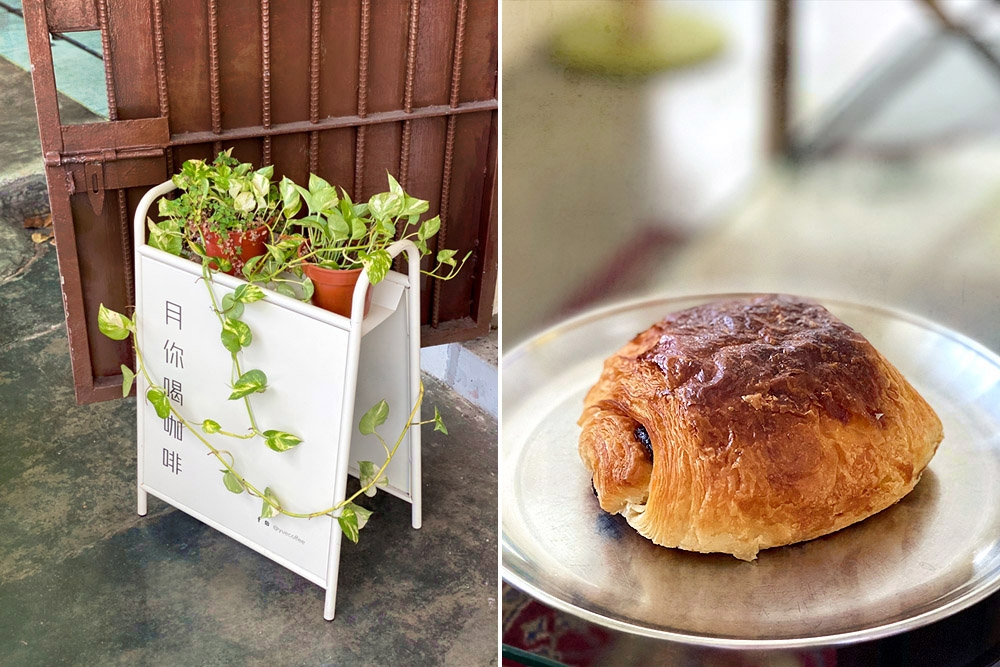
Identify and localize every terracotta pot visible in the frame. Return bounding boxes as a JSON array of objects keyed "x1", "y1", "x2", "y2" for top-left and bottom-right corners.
[
  {"x1": 201, "y1": 223, "x2": 269, "y2": 276},
  {"x1": 301, "y1": 262, "x2": 372, "y2": 318}
]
